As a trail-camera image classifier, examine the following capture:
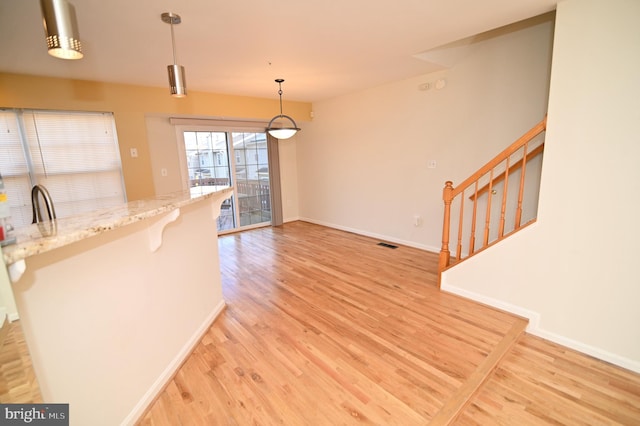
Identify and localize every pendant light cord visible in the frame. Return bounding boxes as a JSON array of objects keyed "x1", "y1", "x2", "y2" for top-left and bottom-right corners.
[
  {"x1": 277, "y1": 80, "x2": 284, "y2": 116},
  {"x1": 170, "y1": 21, "x2": 178, "y2": 65},
  {"x1": 33, "y1": 113, "x2": 48, "y2": 179}
]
